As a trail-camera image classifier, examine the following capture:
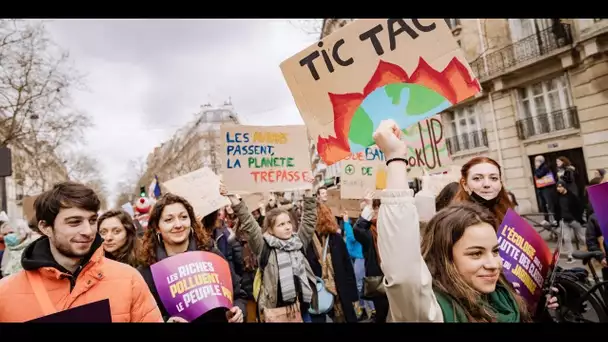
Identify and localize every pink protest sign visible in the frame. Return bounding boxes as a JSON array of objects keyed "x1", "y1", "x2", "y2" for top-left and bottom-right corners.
[{"x1": 151, "y1": 251, "x2": 233, "y2": 322}]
